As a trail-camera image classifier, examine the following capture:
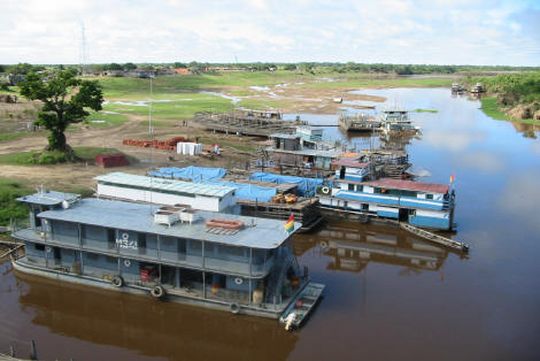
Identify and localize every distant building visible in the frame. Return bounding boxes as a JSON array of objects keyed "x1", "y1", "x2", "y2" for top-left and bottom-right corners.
[{"x1": 174, "y1": 67, "x2": 191, "y2": 75}]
